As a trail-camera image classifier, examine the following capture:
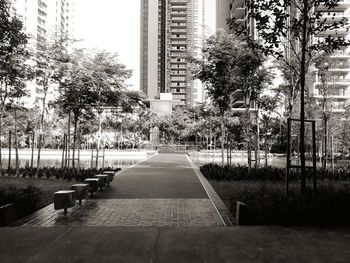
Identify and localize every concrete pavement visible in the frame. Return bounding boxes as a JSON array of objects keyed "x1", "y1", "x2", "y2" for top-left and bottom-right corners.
[{"x1": 1, "y1": 226, "x2": 350, "y2": 263}]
